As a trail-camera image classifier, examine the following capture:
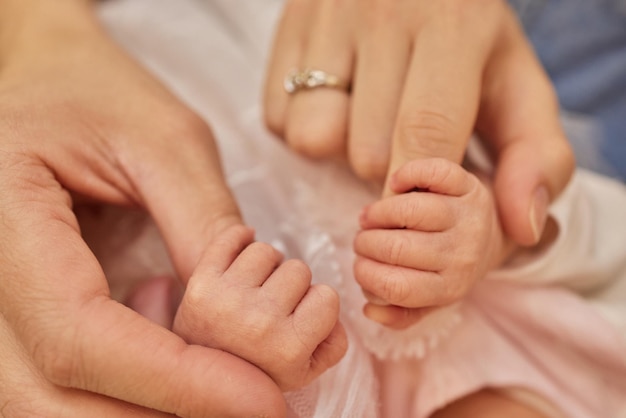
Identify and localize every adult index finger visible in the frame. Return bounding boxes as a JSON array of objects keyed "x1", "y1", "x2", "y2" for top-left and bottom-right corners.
[{"x1": 384, "y1": 1, "x2": 505, "y2": 196}]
